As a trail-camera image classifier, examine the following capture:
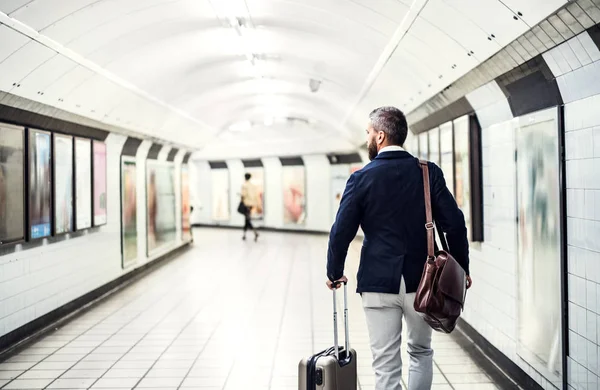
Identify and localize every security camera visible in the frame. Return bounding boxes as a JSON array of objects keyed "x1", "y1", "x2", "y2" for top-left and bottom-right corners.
[{"x1": 309, "y1": 79, "x2": 321, "y2": 93}]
